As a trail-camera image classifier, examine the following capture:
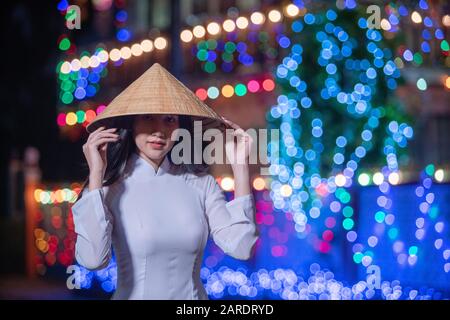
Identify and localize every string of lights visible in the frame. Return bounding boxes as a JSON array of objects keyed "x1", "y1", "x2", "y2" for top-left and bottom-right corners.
[{"x1": 56, "y1": 77, "x2": 275, "y2": 128}]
